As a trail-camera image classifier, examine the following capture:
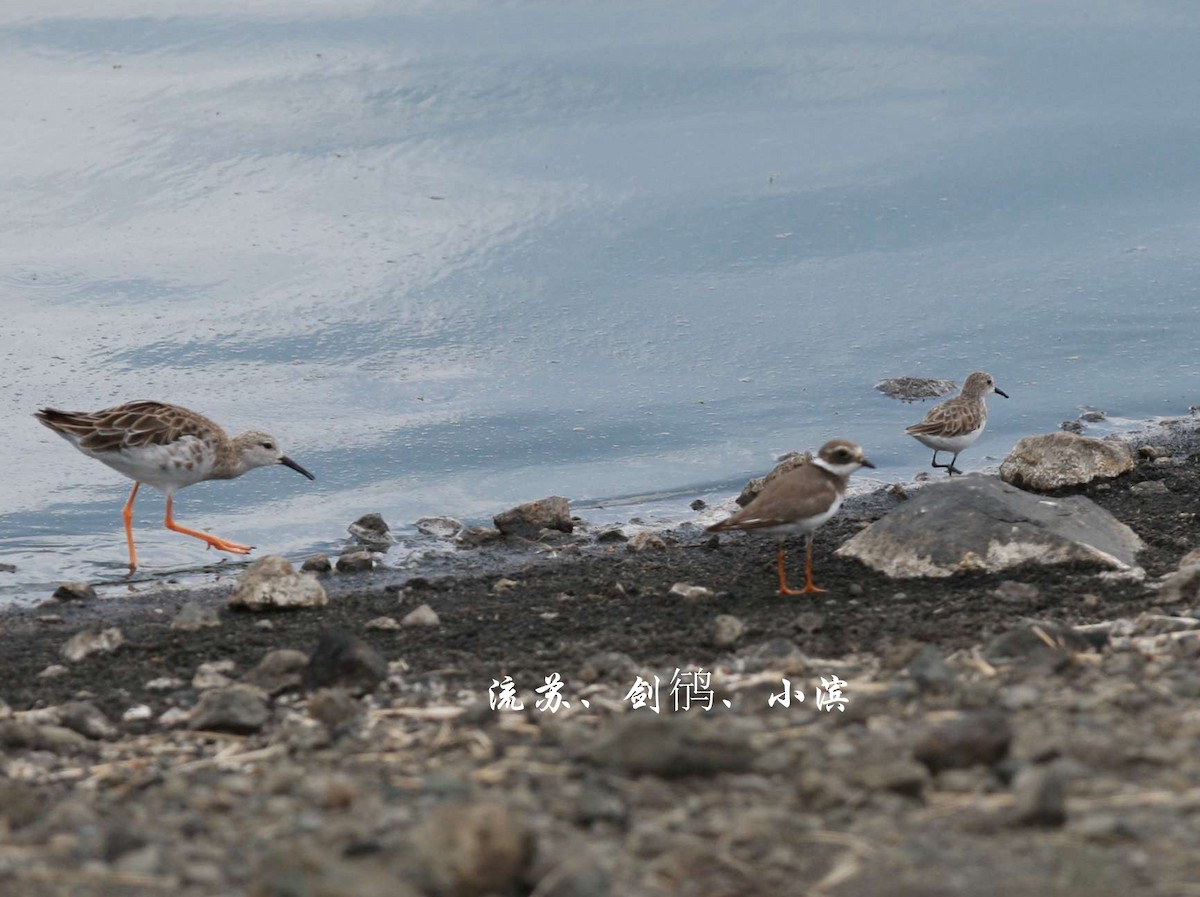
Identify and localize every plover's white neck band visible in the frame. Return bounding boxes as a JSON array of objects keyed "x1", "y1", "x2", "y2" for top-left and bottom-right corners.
[{"x1": 812, "y1": 457, "x2": 859, "y2": 479}]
